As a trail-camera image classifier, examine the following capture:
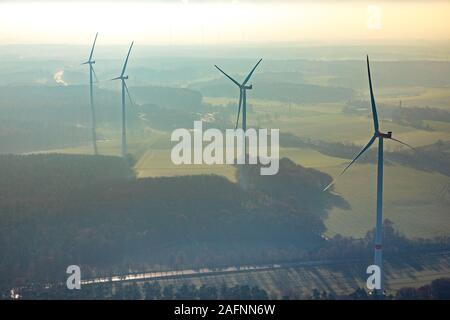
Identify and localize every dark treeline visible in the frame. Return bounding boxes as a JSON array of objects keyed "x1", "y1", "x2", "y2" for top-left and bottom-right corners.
[
  {"x1": 5, "y1": 281, "x2": 269, "y2": 300},
  {"x1": 281, "y1": 132, "x2": 378, "y2": 162},
  {"x1": 307, "y1": 277, "x2": 450, "y2": 300},
  {"x1": 281, "y1": 132, "x2": 450, "y2": 178},
  {"x1": 381, "y1": 140, "x2": 450, "y2": 177},
  {"x1": 390, "y1": 105, "x2": 450, "y2": 130},
  {"x1": 344, "y1": 99, "x2": 450, "y2": 131},
  {"x1": 310, "y1": 220, "x2": 450, "y2": 262},
  {"x1": 395, "y1": 277, "x2": 450, "y2": 300},
  {"x1": 0, "y1": 118, "x2": 91, "y2": 153},
  {"x1": 192, "y1": 80, "x2": 354, "y2": 103},
  {"x1": 239, "y1": 158, "x2": 350, "y2": 218}
]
